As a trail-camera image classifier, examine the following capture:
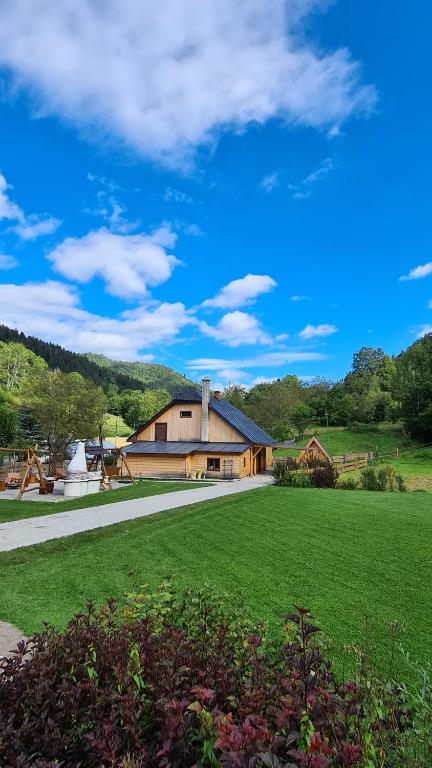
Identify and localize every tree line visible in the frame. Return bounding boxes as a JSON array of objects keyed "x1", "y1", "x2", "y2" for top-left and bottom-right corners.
[
  {"x1": 222, "y1": 337, "x2": 432, "y2": 443},
  {"x1": 1, "y1": 335, "x2": 432, "y2": 469}
]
